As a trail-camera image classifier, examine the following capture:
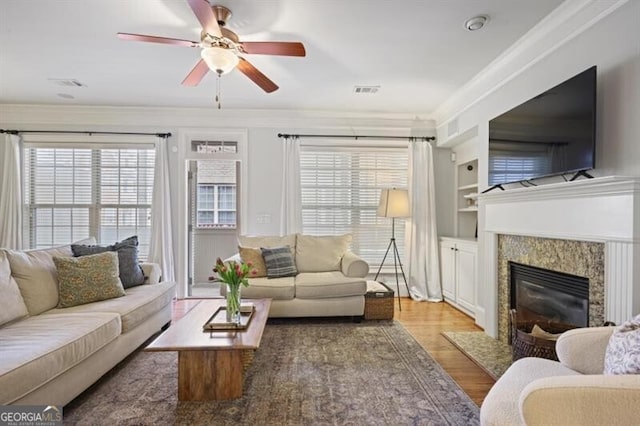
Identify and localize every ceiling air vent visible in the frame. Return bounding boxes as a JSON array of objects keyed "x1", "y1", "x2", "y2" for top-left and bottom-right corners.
[
  {"x1": 48, "y1": 78, "x2": 87, "y2": 88},
  {"x1": 353, "y1": 85, "x2": 380, "y2": 94}
]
